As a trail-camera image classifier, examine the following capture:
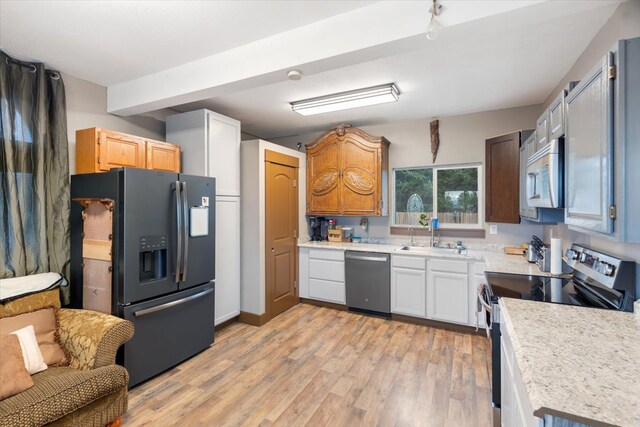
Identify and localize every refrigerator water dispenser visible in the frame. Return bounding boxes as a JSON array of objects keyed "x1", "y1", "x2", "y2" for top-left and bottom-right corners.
[{"x1": 139, "y1": 235, "x2": 167, "y2": 283}]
